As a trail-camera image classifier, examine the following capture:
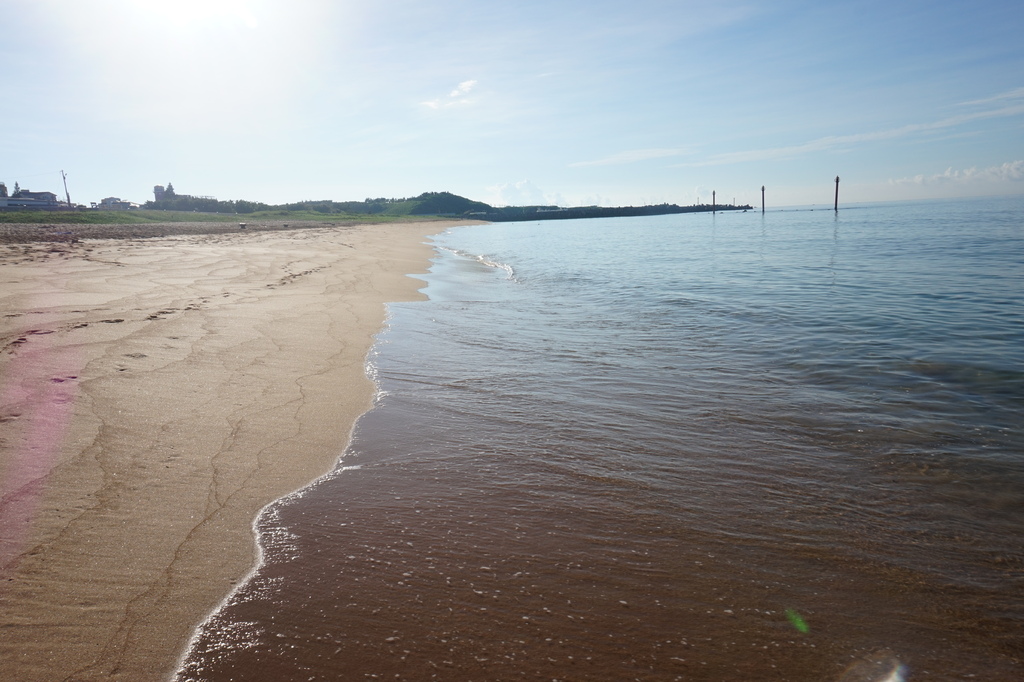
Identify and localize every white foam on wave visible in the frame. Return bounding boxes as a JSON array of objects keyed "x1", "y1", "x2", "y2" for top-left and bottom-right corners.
[
  {"x1": 172, "y1": 316, "x2": 393, "y2": 679},
  {"x1": 438, "y1": 245, "x2": 518, "y2": 282},
  {"x1": 365, "y1": 306, "x2": 397, "y2": 404}
]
